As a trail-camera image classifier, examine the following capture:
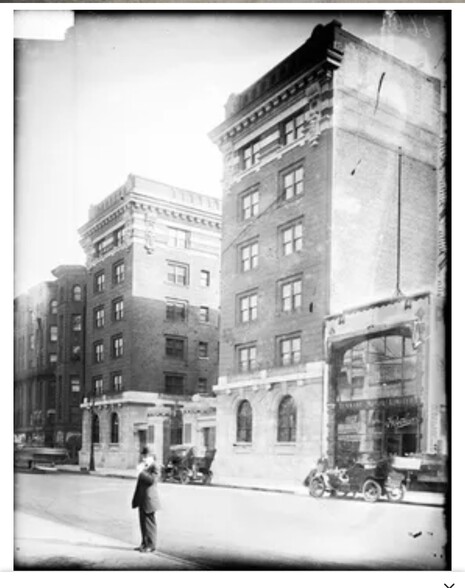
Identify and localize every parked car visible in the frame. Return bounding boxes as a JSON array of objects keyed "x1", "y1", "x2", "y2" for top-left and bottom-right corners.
[
  {"x1": 390, "y1": 454, "x2": 448, "y2": 492},
  {"x1": 14, "y1": 444, "x2": 69, "y2": 470},
  {"x1": 305, "y1": 457, "x2": 407, "y2": 503},
  {"x1": 161, "y1": 444, "x2": 216, "y2": 485}
]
